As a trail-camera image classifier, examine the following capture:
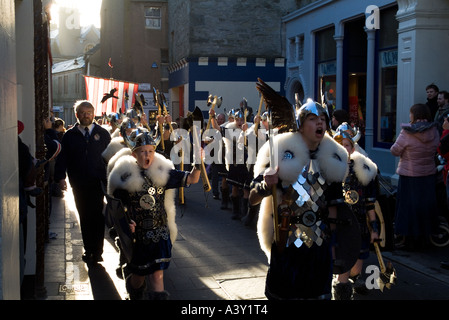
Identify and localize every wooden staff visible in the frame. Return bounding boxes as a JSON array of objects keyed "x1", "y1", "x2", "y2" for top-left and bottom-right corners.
[
  {"x1": 179, "y1": 145, "x2": 185, "y2": 204},
  {"x1": 254, "y1": 96, "x2": 264, "y2": 137}
]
